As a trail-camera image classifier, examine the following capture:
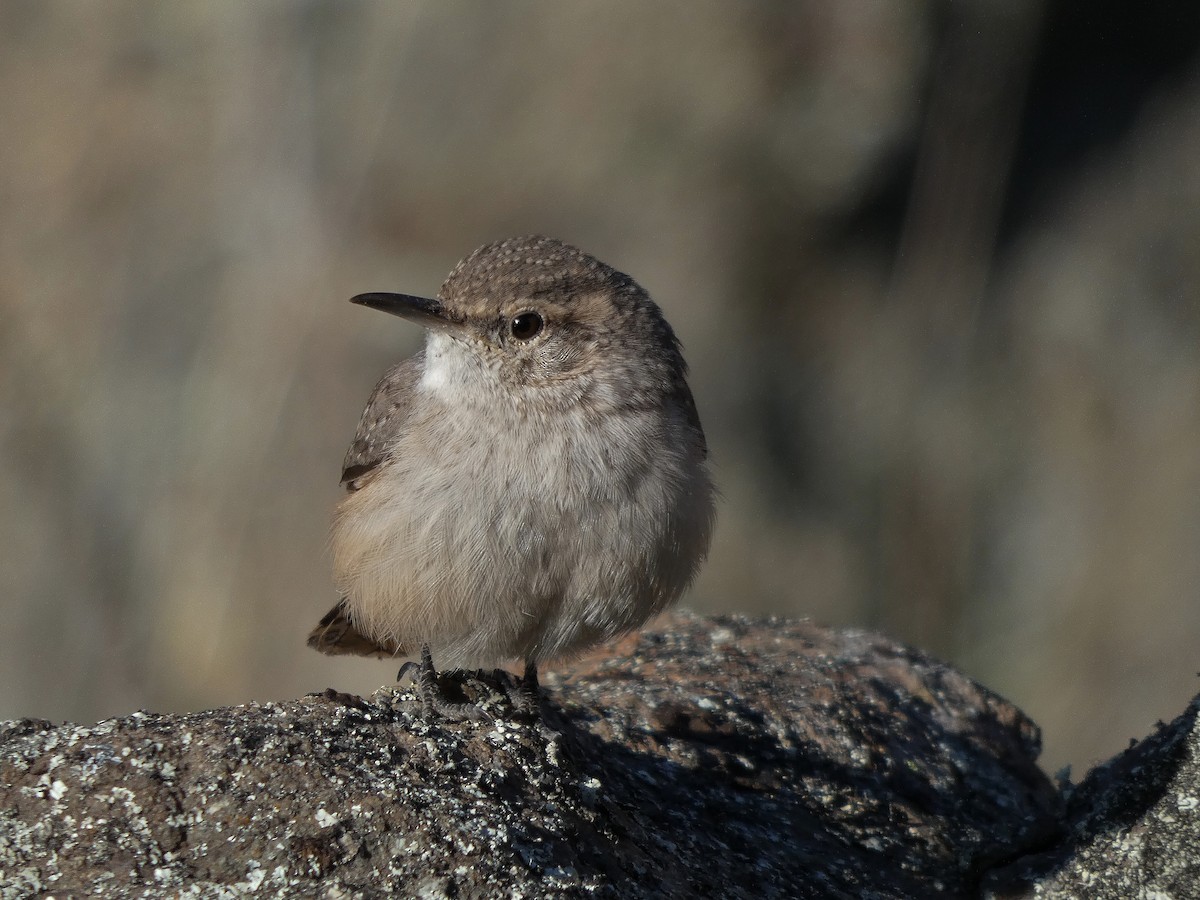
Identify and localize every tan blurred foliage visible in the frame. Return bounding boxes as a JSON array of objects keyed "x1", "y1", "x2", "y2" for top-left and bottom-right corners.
[{"x1": 1, "y1": 1, "x2": 1199, "y2": 773}]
